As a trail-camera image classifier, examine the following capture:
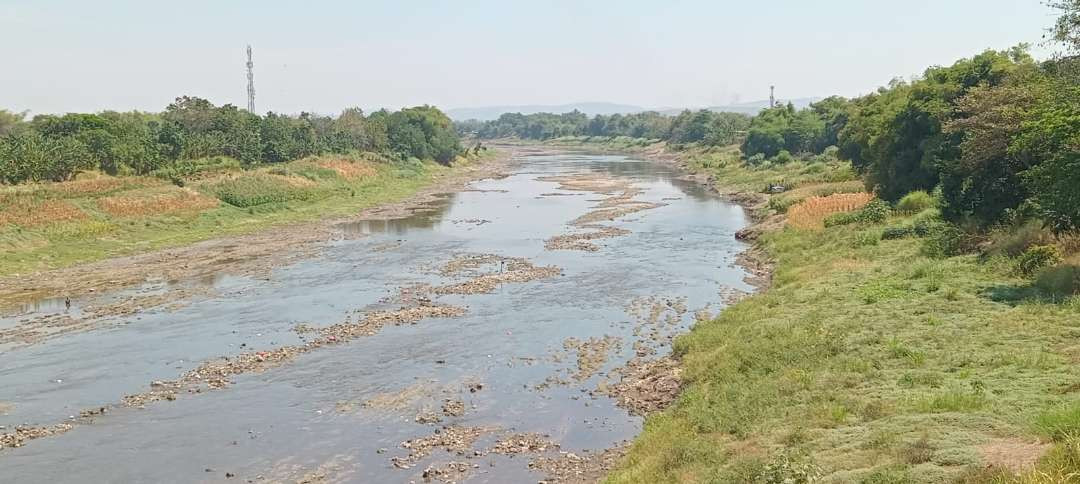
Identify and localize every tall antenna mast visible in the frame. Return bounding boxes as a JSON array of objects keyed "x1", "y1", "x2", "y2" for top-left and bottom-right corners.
[
  {"x1": 769, "y1": 85, "x2": 775, "y2": 109},
  {"x1": 246, "y1": 45, "x2": 256, "y2": 113}
]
